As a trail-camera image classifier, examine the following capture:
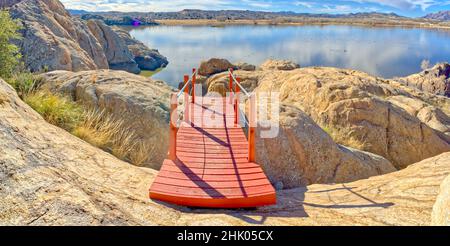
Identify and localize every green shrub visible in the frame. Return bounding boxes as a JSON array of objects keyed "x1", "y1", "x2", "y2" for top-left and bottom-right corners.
[
  {"x1": 24, "y1": 90, "x2": 152, "y2": 166},
  {"x1": 24, "y1": 91, "x2": 83, "y2": 131},
  {"x1": 7, "y1": 72, "x2": 44, "y2": 98},
  {"x1": 0, "y1": 10, "x2": 22, "y2": 79}
]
